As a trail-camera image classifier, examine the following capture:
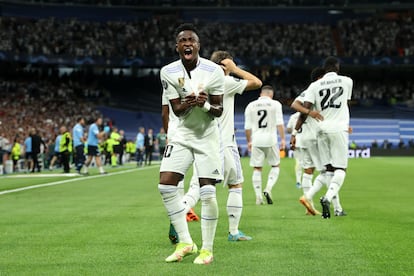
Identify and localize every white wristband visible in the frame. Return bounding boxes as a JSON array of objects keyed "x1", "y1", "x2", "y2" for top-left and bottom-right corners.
[
  {"x1": 292, "y1": 129, "x2": 298, "y2": 136},
  {"x1": 202, "y1": 101, "x2": 211, "y2": 112}
]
